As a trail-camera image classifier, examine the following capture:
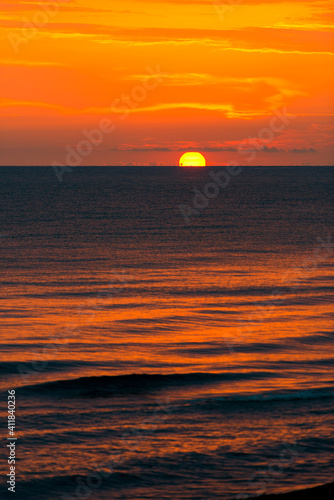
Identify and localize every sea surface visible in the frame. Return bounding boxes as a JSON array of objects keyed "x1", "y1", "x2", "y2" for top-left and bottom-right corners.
[{"x1": 0, "y1": 166, "x2": 333, "y2": 499}]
